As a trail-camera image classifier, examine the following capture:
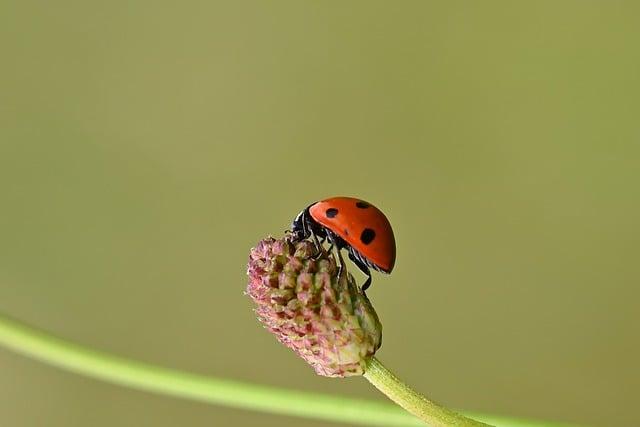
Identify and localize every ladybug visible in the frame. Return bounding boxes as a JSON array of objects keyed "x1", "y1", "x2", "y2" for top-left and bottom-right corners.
[{"x1": 290, "y1": 196, "x2": 396, "y2": 291}]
